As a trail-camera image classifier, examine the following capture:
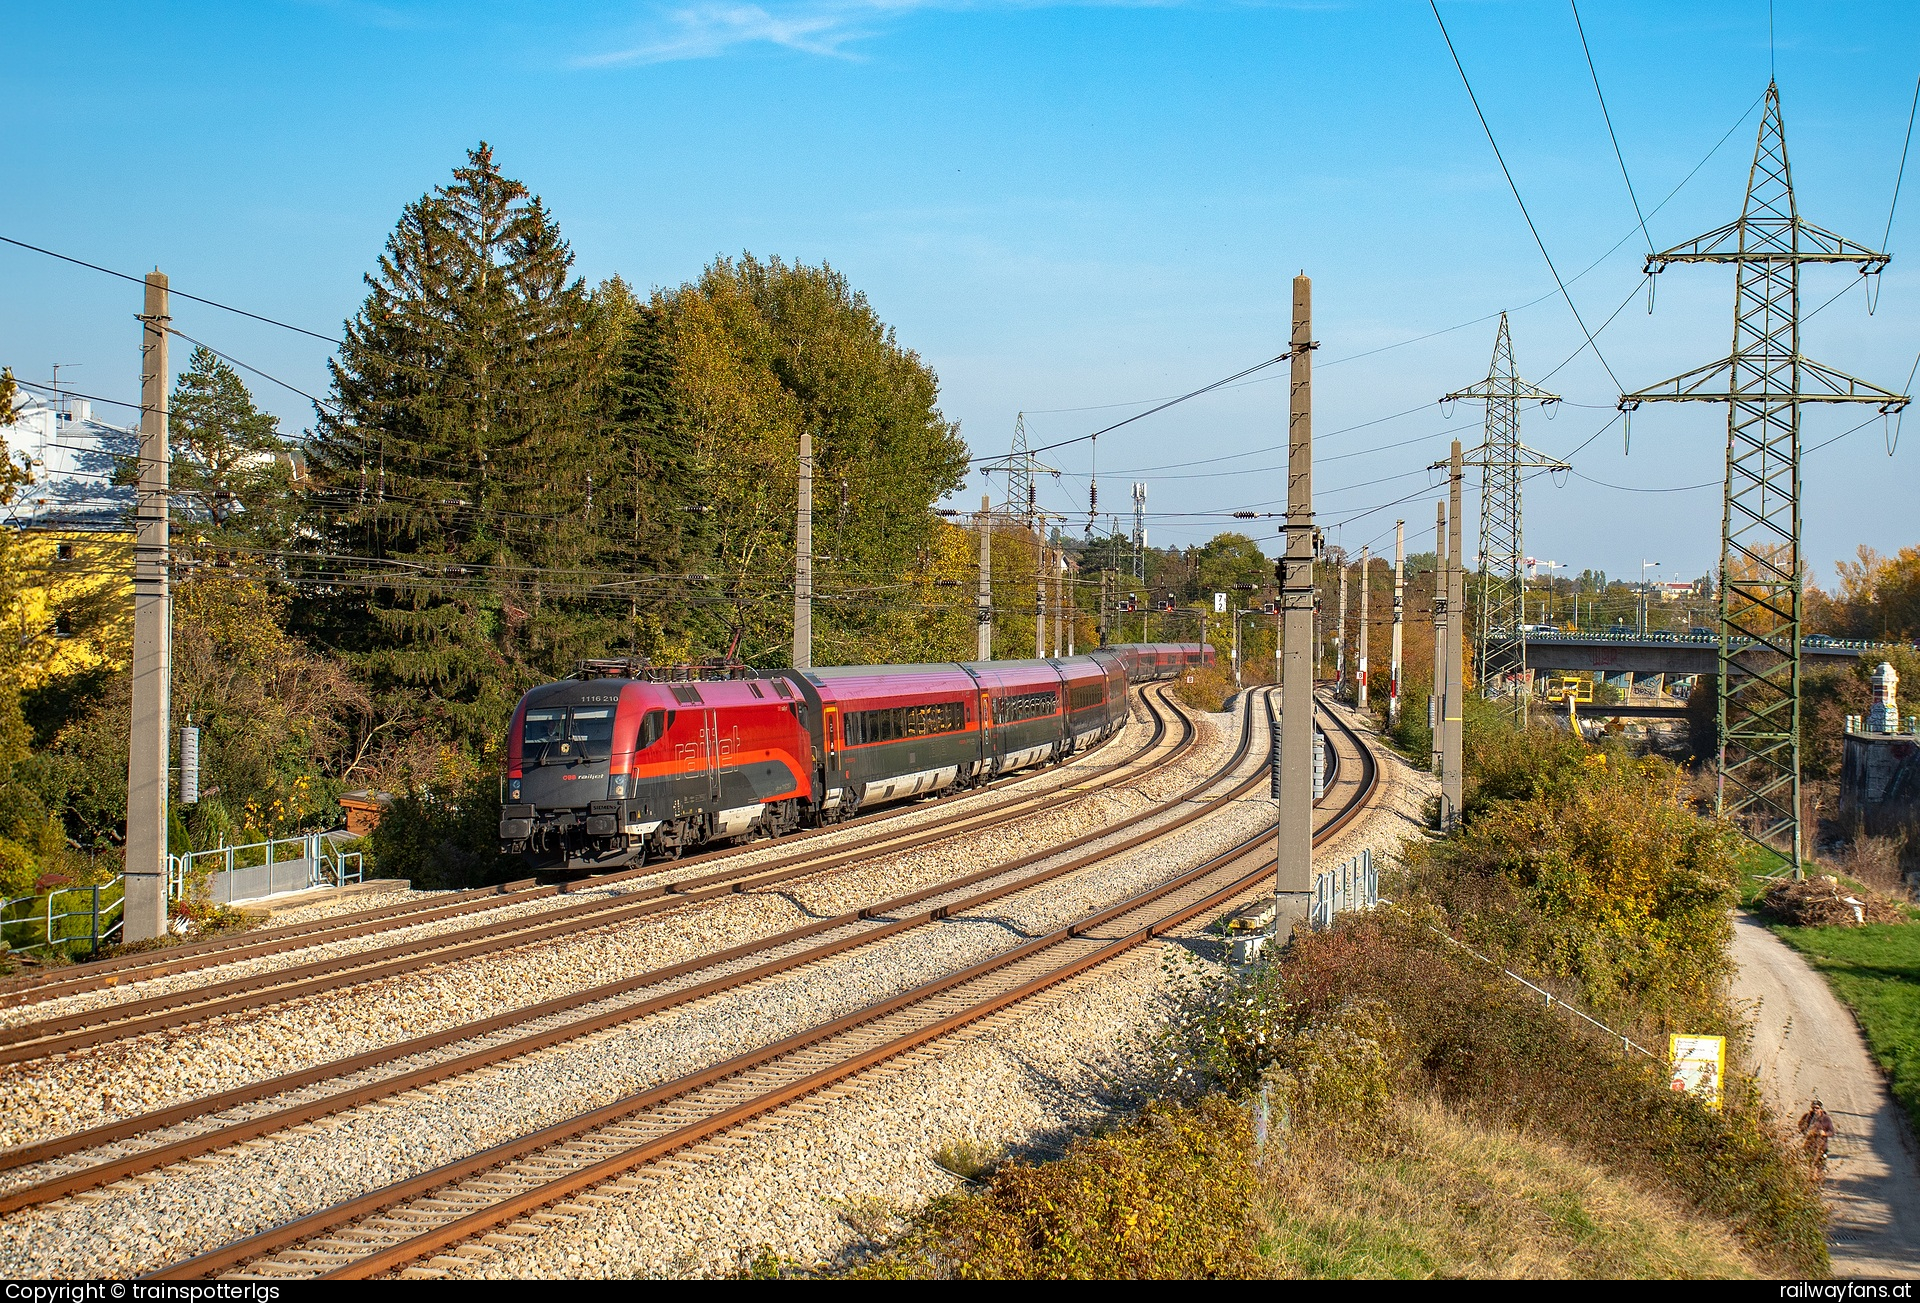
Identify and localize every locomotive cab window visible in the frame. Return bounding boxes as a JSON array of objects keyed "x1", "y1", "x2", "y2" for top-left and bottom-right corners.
[
  {"x1": 521, "y1": 706, "x2": 614, "y2": 762},
  {"x1": 636, "y1": 709, "x2": 668, "y2": 751},
  {"x1": 522, "y1": 709, "x2": 565, "y2": 752},
  {"x1": 568, "y1": 708, "x2": 616, "y2": 760}
]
